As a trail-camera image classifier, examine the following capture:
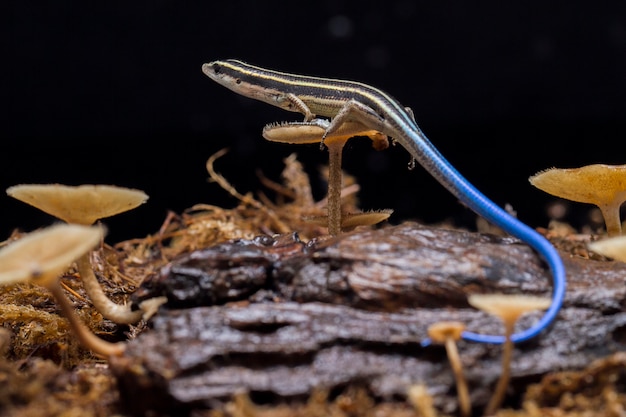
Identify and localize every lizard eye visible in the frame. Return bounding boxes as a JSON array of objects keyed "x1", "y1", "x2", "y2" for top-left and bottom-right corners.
[
  {"x1": 235, "y1": 78, "x2": 242, "y2": 84},
  {"x1": 212, "y1": 64, "x2": 221, "y2": 74}
]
